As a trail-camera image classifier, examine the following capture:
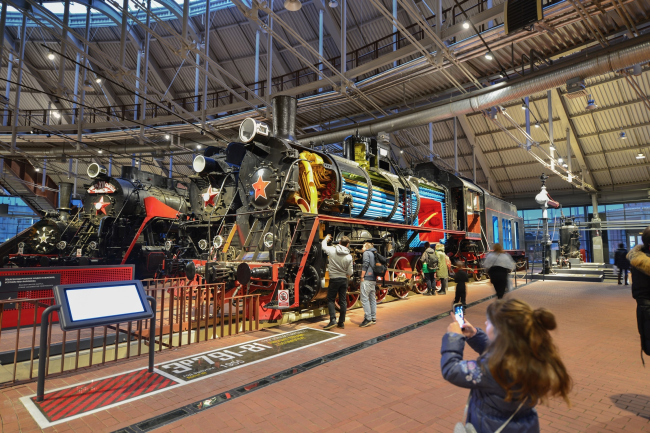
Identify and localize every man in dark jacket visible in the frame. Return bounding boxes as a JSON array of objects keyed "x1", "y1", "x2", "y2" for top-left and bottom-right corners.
[
  {"x1": 360, "y1": 242, "x2": 377, "y2": 328},
  {"x1": 628, "y1": 227, "x2": 650, "y2": 358},
  {"x1": 614, "y1": 243, "x2": 630, "y2": 285}
]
